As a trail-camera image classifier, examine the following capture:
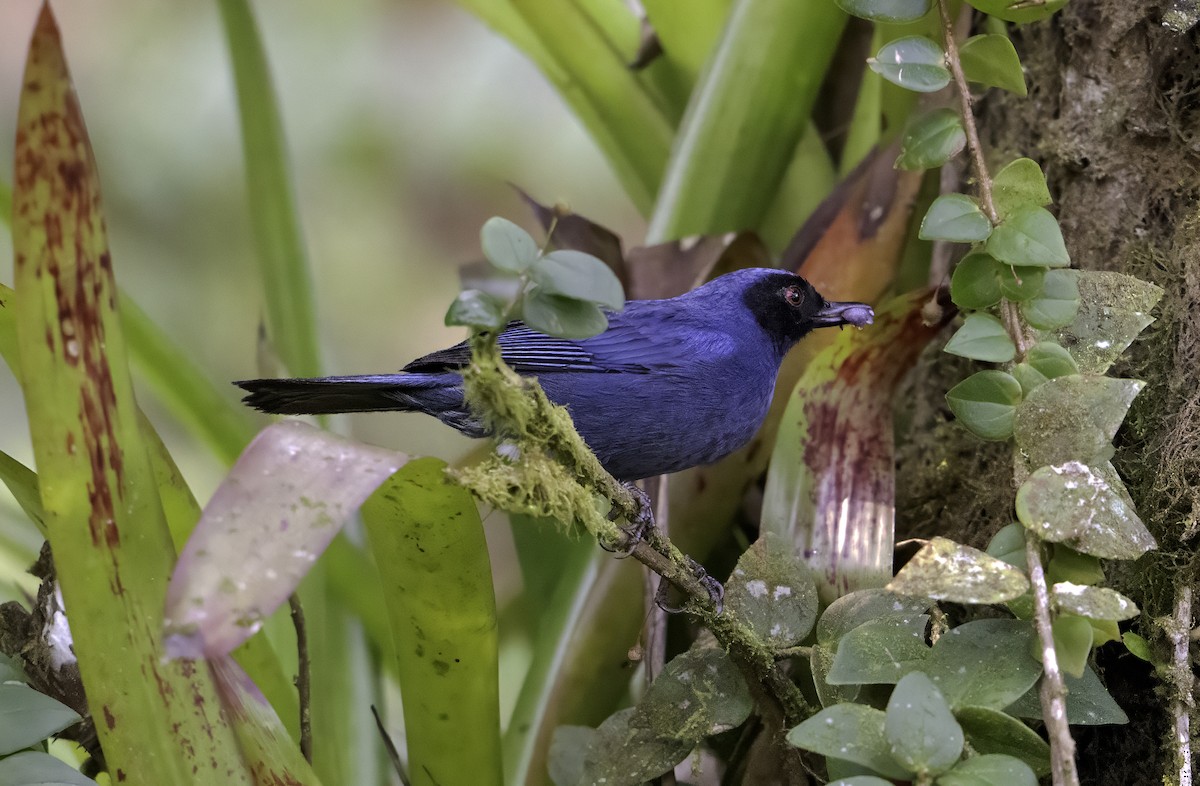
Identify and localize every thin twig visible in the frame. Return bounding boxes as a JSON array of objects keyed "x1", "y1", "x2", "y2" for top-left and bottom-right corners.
[
  {"x1": 288, "y1": 594, "x2": 313, "y2": 765},
  {"x1": 643, "y1": 474, "x2": 670, "y2": 686},
  {"x1": 937, "y1": 0, "x2": 997, "y2": 224},
  {"x1": 371, "y1": 705, "x2": 411, "y2": 786},
  {"x1": 1025, "y1": 535, "x2": 1080, "y2": 786},
  {"x1": 1170, "y1": 586, "x2": 1194, "y2": 786}
]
